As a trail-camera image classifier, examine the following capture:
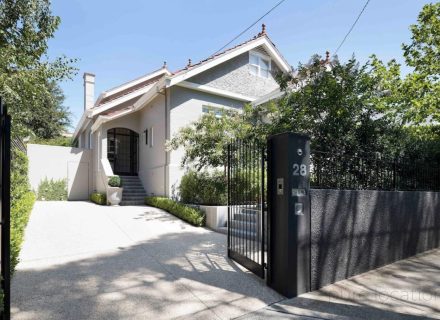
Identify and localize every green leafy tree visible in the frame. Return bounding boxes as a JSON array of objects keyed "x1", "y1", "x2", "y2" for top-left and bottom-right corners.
[
  {"x1": 401, "y1": 2, "x2": 440, "y2": 123},
  {"x1": 0, "y1": 0, "x2": 76, "y2": 137},
  {"x1": 273, "y1": 55, "x2": 402, "y2": 155},
  {"x1": 167, "y1": 110, "x2": 245, "y2": 171},
  {"x1": 371, "y1": 3, "x2": 440, "y2": 124}
]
